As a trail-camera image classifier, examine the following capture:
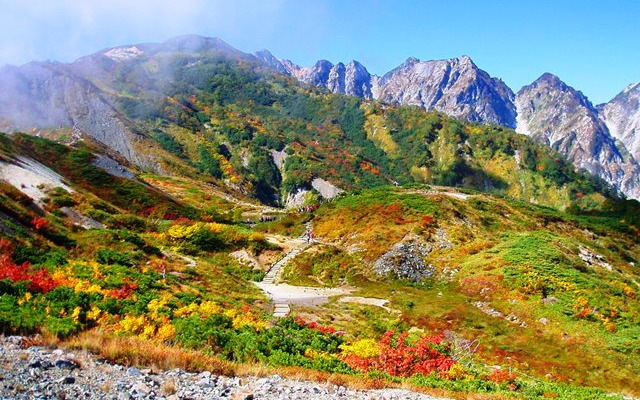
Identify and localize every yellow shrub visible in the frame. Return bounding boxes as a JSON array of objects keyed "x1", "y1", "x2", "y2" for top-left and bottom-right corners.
[
  {"x1": 140, "y1": 324, "x2": 157, "y2": 340},
  {"x1": 147, "y1": 293, "x2": 173, "y2": 318},
  {"x1": 339, "y1": 338, "x2": 380, "y2": 358},
  {"x1": 248, "y1": 232, "x2": 265, "y2": 242},
  {"x1": 156, "y1": 323, "x2": 177, "y2": 342},
  {"x1": 87, "y1": 305, "x2": 102, "y2": 322},
  {"x1": 622, "y1": 284, "x2": 636, "y2": 299},
  {"x1": 231, "y1": 312, "x2": 268, "y2": 330},
  {"x1": 199, "y1": 301, "x2": 222, "y2": 317},
  {"x1": 166, "y1": 223, "x2": 203, "y2": 241},
  {"x1": 118, "y1": 314, "x2": 147, "y2": 335},
  {"x1": 442, "y1": 363, "x2": 473, "y2": 380},
  {"x1": 205, "y1": 222, "x2": 226, "y2": 233},
  {"x1": 173, "y1": 303, "x2": 199, "y2": 318},
  {"x1": 71, "y1": 306, "x2": 82, "y2": 323},
  {"x1": 17, "y1": 292, "x2": 32, "y2": 306}
]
